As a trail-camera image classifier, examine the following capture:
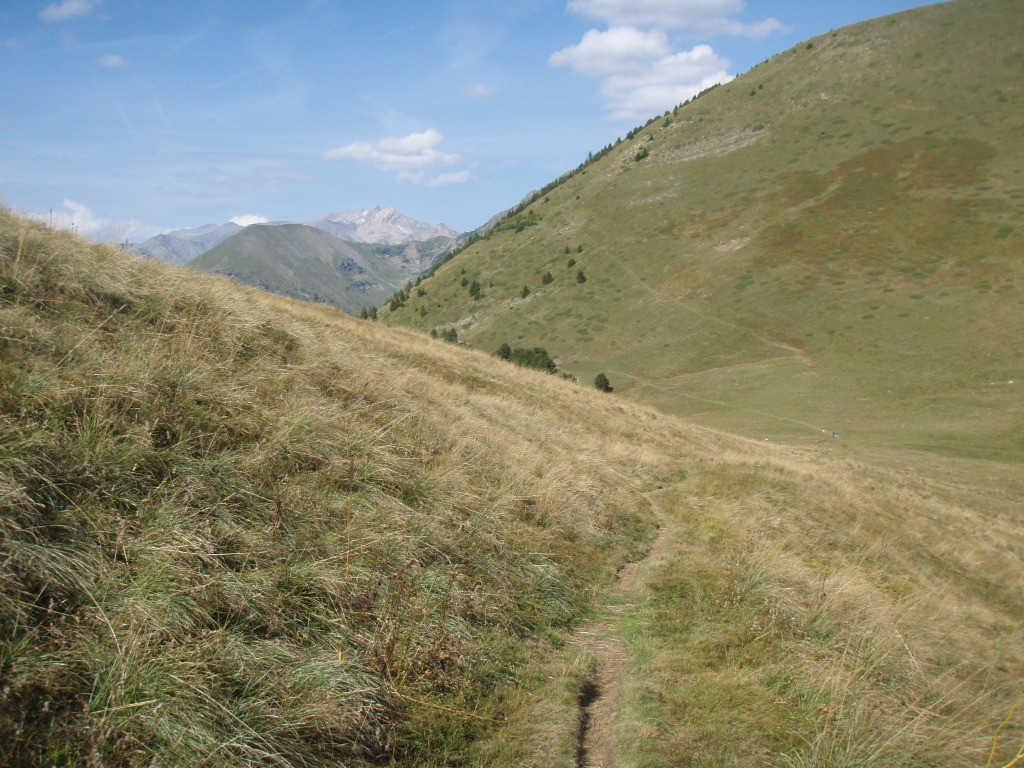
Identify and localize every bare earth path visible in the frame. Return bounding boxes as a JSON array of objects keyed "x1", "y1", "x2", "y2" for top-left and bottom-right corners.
[{"x1": 575, "y1": 496, "x2": 671, "y2": 768}]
